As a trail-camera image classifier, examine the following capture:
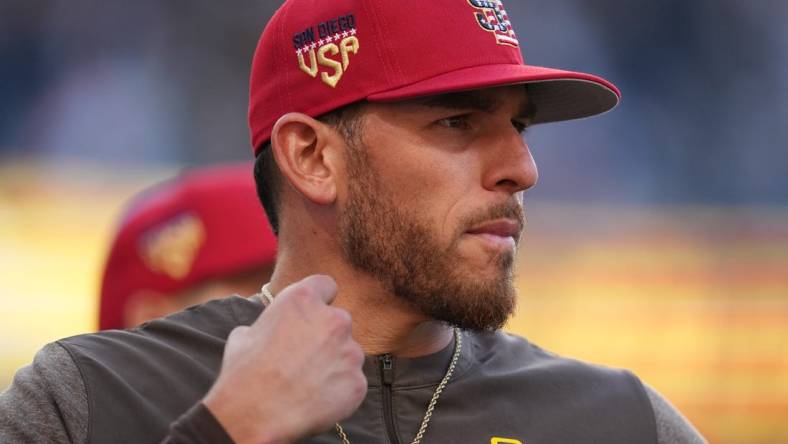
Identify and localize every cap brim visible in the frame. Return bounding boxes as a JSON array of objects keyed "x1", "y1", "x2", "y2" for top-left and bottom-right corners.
[{"x1": 367, "y1": 64, "x2": 620, "y2": 123}]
